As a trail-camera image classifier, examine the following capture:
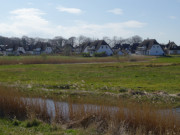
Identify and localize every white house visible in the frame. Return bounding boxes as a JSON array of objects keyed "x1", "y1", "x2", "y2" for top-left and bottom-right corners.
[
  {"x1": 14, "y1": 46, "x2": 26, "y2": 55},
  {"x1": 33, "y1": 43, "x2": 42, "y2": 55},
  {"x1": 75, "y1": 42, "x2": 91, "y2": 54},
  {"x1": 83, "y1": 40, "x2": 113, "y2": 56},
  {"x1": 166, "y1": 41, "x2": 180, "y2": 55},
  {"x1": 41, "y1": 46, "x2": 53, "y2": 54},
  {"x1": 5, "y1": 45, "x2": 14, "y2": 55},
  {"x1": 136, "y1": 39, "x2": 165, "y2": 56},
  {"x1": 169, "y1": 48, "x2": 180, "y2": 55},
  {"x1": 44, "y1": 47, "x2": 53, "y2": 54}
]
